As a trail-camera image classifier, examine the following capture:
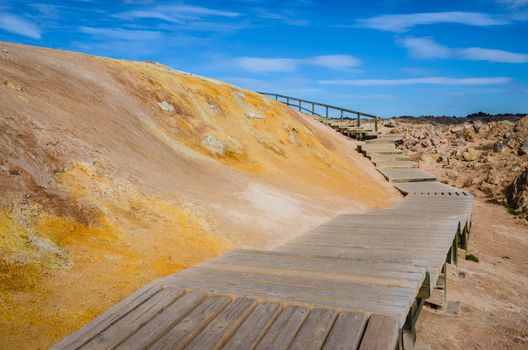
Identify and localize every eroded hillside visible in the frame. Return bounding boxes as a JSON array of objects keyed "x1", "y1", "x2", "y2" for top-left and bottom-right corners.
[{"x1": 0, "y1": 42, "x2": 397, "y2": 349}]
